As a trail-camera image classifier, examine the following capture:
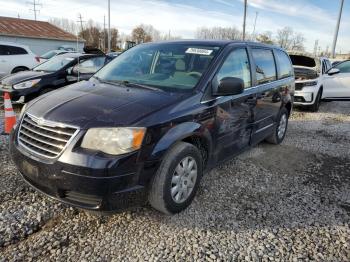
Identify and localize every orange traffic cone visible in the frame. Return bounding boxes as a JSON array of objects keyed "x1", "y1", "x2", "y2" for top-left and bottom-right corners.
[{"x1": 3, "y1": 92, "x2": 16, "y2": 134}]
